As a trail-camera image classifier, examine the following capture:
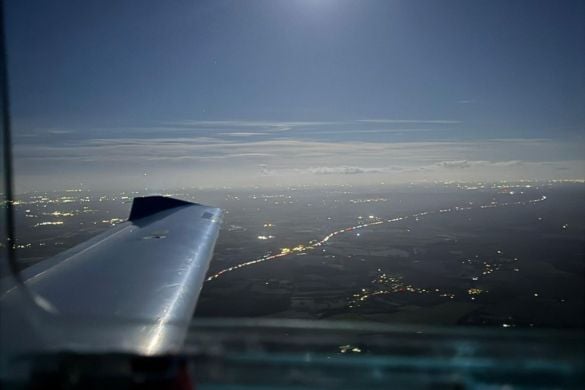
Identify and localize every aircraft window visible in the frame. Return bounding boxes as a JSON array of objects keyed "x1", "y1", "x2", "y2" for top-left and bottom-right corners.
[{"x1": 1, "y1": 1, "x2": 583, "y2": 387}]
